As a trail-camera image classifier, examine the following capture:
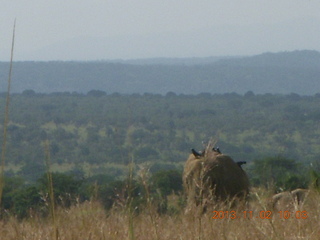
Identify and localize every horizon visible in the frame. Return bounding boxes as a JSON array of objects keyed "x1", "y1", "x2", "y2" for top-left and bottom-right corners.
[
  {"x1": 0, "y1": 49, "x2": 318, "y2": 63},
  {"x1": 4, "y1": 90, "x2": 318, "y2": 97}
]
